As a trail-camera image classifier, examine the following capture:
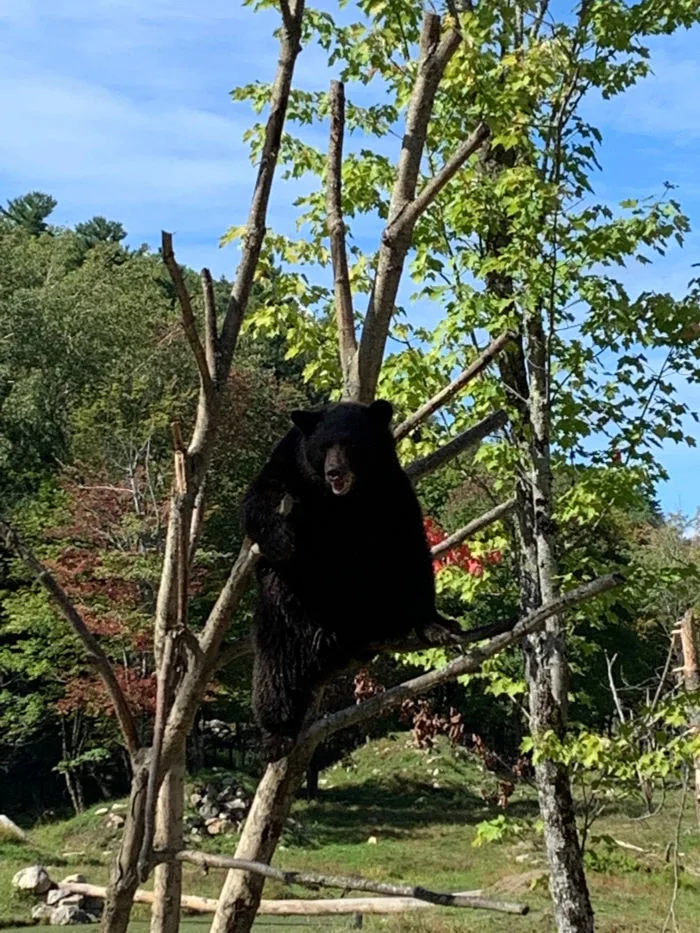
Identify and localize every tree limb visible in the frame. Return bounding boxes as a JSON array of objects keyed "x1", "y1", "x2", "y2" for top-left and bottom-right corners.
[
  {"x1": 0, "y1": 517, "x2": 140, "y2": 761},
  {"x1": 160, "y1": 540, "x2": 260, "y2": 774},
  {"x1": 431, "y1": 497, "x2": 516, "y2": 558},
  {"x1": 388, "y1": 121, "x2": 490, "y2": 243},
  {"x1": 326, "y1": 79, "x2": 358, "y2": 398},
  {"x1": 218, "y1": 0, "x2": 306, "y2": 378},
  {"x1": 201, "y1": 268, "x2": 218, "y2": 379},
  {"x1": 394, "y1": 333, "x2": 514, "y2": 440},
  {"x1": 357, "y1": 12, "x2": 462, "y2": 402},
  {"x1": 405, "y1": 410, "x2": 507, "y2": 481},
  {"x1": 155, "y1": 850, "x2": 528, "y2": 915},
  {"x1": 161, "y1": 232, "x2": 215, "y2": 410},
  {"x1": 304, "y1": 574, "x2": 622, "y2": 747}
]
